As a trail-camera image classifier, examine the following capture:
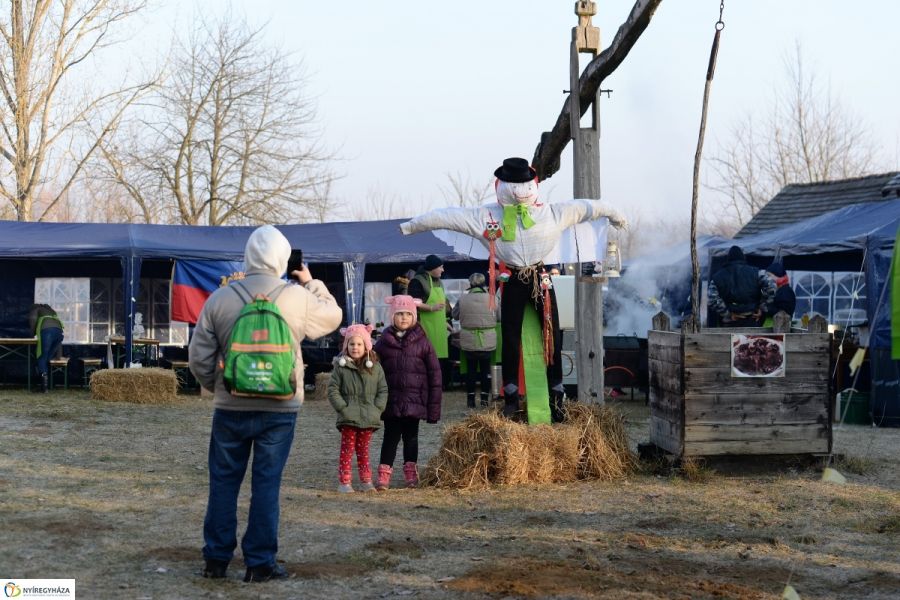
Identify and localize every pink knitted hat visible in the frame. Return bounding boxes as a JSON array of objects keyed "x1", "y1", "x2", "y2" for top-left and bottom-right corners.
[
  {"x1": 385, "y1": 294, "x2": 422, "y2": 325},
  {"x1": 340, "y1": 323, "x2": 374, "y2": 354}
]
